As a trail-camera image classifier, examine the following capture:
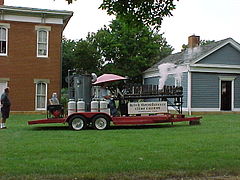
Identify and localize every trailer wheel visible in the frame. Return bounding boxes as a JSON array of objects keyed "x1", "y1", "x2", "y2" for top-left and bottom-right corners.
[
  {"x1": 92, "y1": 114, "x2": 110, "y2": 130},
  {"x1": 69, "y1": 115, "x2": 87, "y2": 130}
]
